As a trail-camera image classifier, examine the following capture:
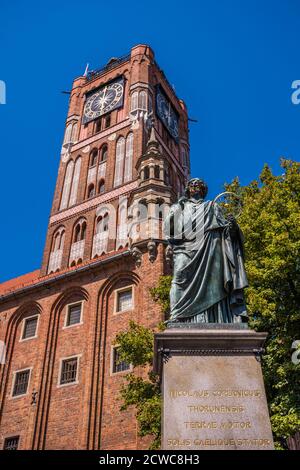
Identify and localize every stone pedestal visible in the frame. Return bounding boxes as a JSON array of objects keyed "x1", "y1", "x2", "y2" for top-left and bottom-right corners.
[{"x1": 153, "y1": 325, "x2": 274, "y2": 450}]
